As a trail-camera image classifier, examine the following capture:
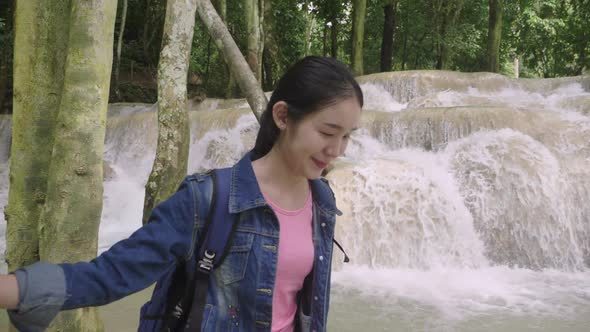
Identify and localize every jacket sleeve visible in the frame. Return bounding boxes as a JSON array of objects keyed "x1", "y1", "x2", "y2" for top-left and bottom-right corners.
[{"x1": 7, "y1": 176, "x2": 201, "y2": 330}]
